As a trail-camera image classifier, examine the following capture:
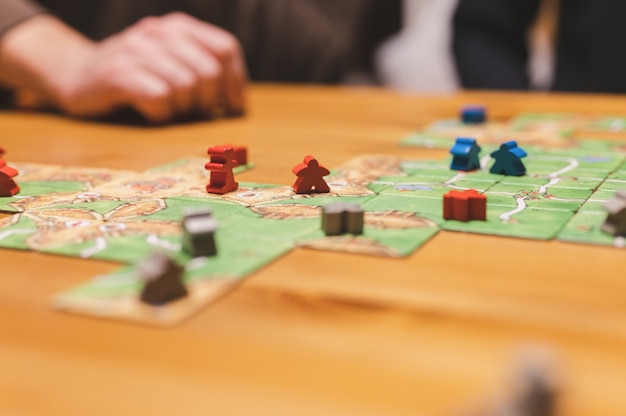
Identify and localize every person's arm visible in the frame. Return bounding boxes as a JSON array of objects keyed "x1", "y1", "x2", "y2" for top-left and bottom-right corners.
[
  {"x1": 0, "y1": 12, "x2": 247, "y2": 123},
  {"x1": 452, "y1": 0, "x2": 542, "y2": 90}
]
